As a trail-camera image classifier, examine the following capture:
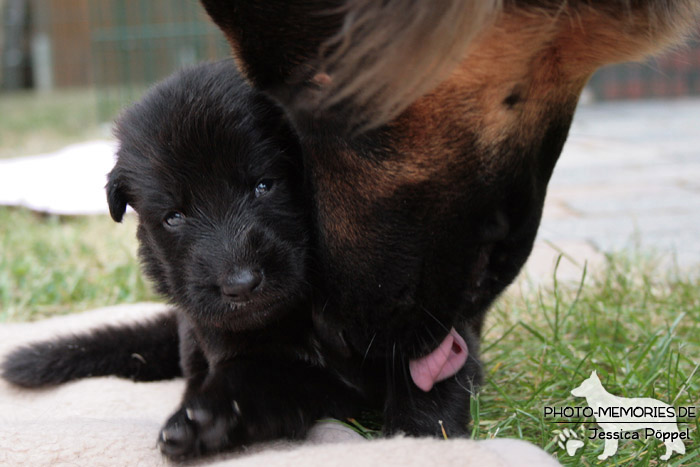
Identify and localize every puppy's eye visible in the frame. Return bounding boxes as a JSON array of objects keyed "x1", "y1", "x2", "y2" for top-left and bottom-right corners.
[
  {"x1": 163, "y1": 212, "x2": 186, "y2": 228},
  {"x1": 255, "y1": 179, "x2": 275, "y2": 198}
]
